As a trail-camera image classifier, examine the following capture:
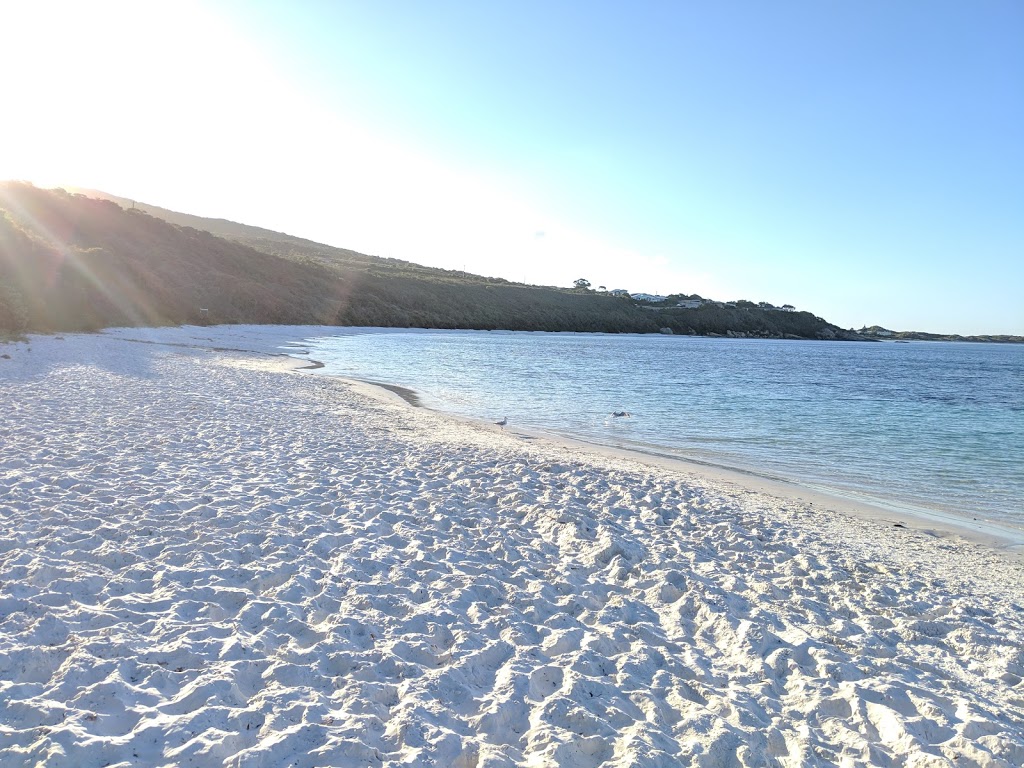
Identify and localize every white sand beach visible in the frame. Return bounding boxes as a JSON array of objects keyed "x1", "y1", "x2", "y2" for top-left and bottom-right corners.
[{"x1": 1, "y1": 326, "x2": 1022, "y2": 767}]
